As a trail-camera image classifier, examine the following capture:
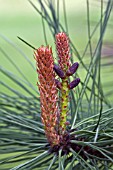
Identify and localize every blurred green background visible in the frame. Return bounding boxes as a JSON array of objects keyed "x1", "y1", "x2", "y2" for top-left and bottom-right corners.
[
  {"x1": 0, "y1": 0, "x2": 113, "y2": 99},
  {"x1": 0, "y1": 0, "x2": 113, "y2": 168}
]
